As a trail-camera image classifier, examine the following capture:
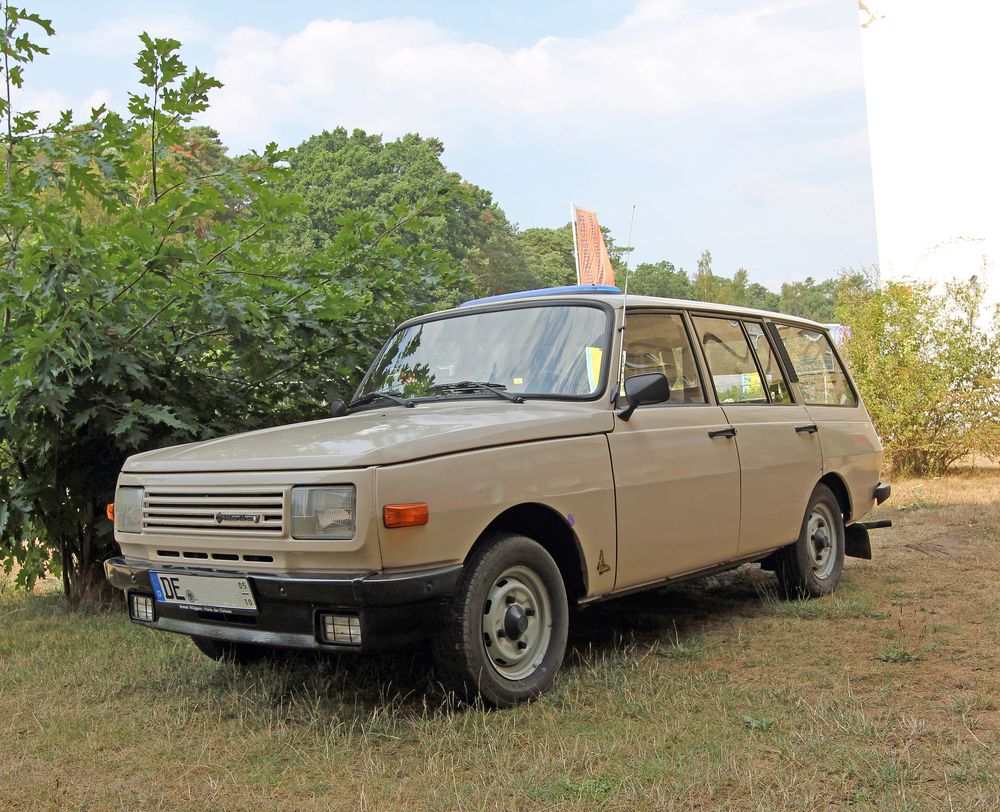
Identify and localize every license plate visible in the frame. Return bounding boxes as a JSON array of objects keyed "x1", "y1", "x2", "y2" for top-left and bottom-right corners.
[{"x1": 150, "y1": 572, "x2": 257, "y2": 613}]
